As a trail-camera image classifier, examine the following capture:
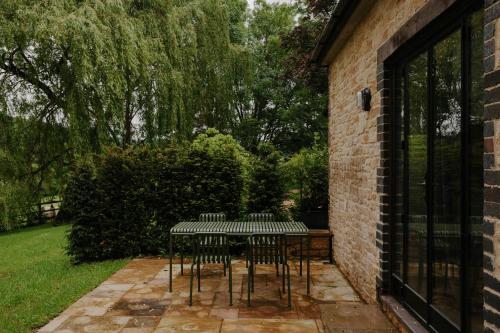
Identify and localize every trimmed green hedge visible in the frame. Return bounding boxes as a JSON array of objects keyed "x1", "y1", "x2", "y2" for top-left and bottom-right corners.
[{"x1": 64, "y1": 130, "x2": 246, "y2": 262}]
